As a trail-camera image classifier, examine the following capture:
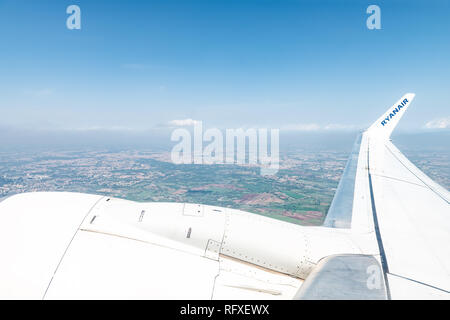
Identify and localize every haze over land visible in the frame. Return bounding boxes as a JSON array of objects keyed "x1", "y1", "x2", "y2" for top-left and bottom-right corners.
[{"x1": 1, "y1": 130, "x2": 448, "y2": 226}]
